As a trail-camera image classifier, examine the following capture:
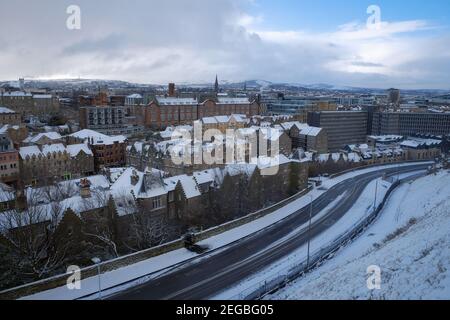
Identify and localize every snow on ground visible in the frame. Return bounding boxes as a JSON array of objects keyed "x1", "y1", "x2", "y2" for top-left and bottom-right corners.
[
  {"x1": 266, "y1": 170, "x2": 450, "y2": 300},
  {"x1": 21, "y1": 162, "x2": 430, "y2": 300},
  {"x1": 214, "y1": 175, "x2": 396, "y2": 299}
]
